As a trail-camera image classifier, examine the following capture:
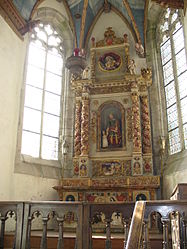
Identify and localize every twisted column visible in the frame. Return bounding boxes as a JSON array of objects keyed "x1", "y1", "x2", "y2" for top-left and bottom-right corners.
[
  {"x1": 131, "y1": 90, "x2": 142, "y2": 153},
  {"x1": 74, "y1": 99, "x2": 82, "y2": 156},
  {"x1": 81, "y1": 87, "x2": 90, "y2": 156},
  {"x1": 141, "y1": 95, "x2": 152, "y2": 154}
]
